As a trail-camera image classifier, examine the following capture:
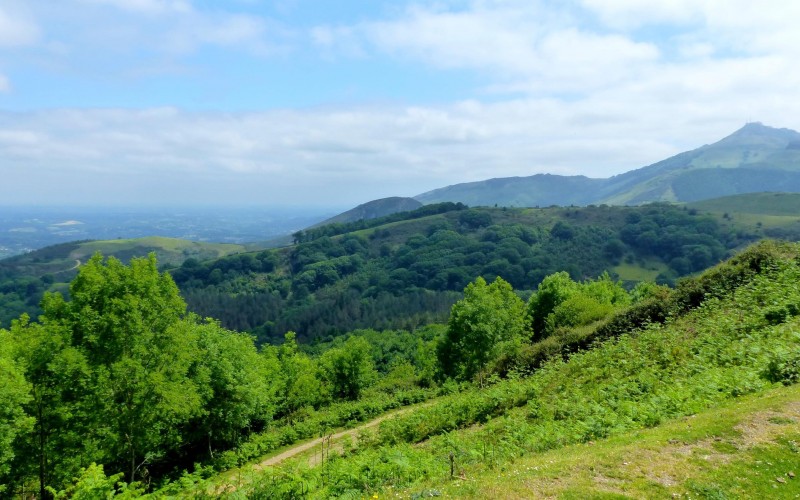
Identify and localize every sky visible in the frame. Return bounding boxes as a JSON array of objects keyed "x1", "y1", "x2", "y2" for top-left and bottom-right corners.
[{"x1": 1, "y1": 0, "x2": 799, "y2": 208}]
